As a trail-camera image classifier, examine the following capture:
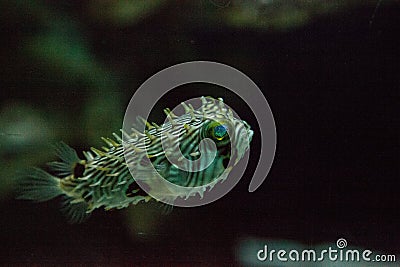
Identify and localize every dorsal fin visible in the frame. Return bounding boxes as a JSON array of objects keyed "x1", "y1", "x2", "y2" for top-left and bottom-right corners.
[{"x1": 47, "y1": 142, "x2": 81, "y2": 177}]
